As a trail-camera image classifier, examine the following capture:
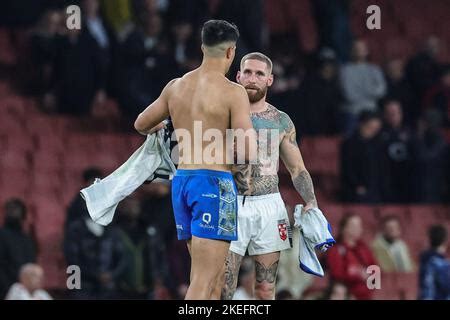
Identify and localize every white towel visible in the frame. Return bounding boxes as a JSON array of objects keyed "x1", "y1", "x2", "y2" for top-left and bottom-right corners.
[
  {"x1": 294, "y1": 205, "x2": 336, "y2": 277},
  {"x1": 80, "y1": 129, "x2": 176, "y2": 226}
]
